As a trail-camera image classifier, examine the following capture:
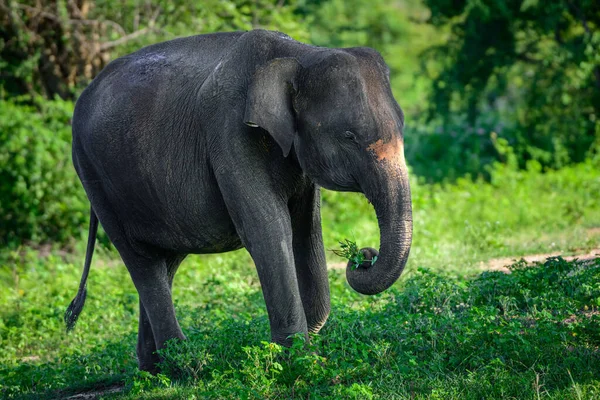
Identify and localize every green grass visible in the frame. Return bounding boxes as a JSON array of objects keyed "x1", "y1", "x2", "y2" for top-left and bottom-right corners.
[
  {"x1": 324, "y1": 159, "x2": 600, "y2": 273},
  {"x1": 1, "y1": 161, "x2": 599, "y2": 399}
]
